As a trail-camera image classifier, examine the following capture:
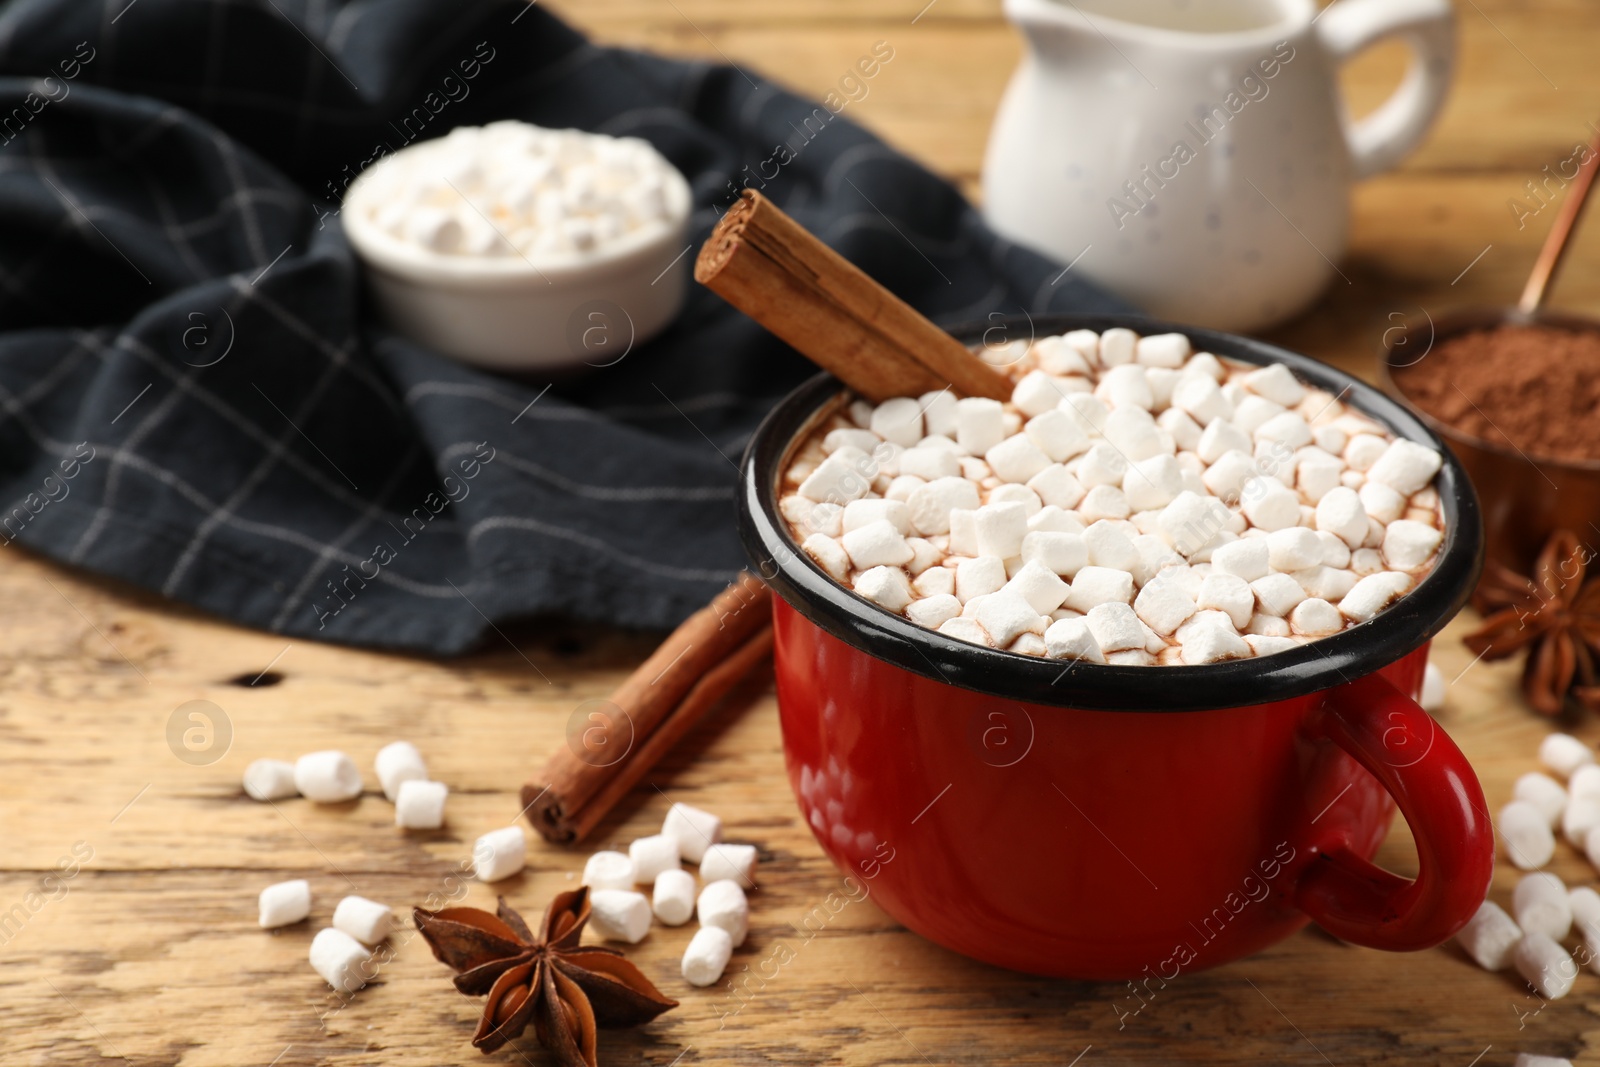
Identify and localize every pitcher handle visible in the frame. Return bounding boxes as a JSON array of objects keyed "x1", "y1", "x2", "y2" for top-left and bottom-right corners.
[
  {"x1": 1316, "y1": 0, "x2": 1456, "y2": 180},
  {"x1": 1289, "y1": 672, "x2": 1493, "y2": 950}
]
